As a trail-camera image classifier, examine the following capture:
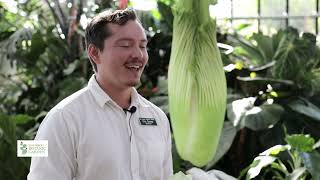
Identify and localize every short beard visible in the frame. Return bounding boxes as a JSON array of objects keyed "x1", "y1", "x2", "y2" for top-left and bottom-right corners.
[{"x1": 126, "y1": 80, "x2": 140, "y2": 87}]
